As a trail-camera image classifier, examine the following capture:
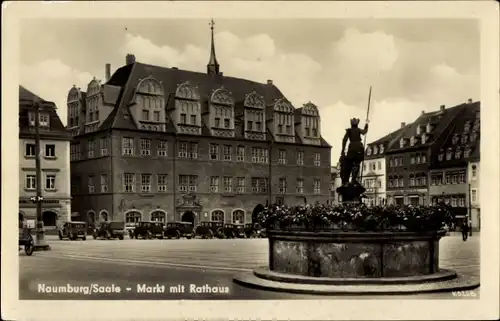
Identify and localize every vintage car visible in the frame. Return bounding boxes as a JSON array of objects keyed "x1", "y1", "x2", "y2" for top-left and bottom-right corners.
[
  {"x1": 244, "y1": 223, "x2": 258, "y2": 238},
  {"x1": 194, "y1": 221, "x2": 225, "y2": 239},
  {"x1": 164, "y1": 221, "x2": 194, "y2": 239},
  {"x1": 125, "y1": 222, "x2": 139, "y2": 238},
  {"x1": 58, "y1": 221, "x2": 87, "y2": 241},
  {"x1": 19, "y1": 227, "x2": 34, "y2": 256},
  {"x1": 131, "y1": 221, "x2": 165, "y2": 239},
  {"x1": 231, "y1": 224, "x2": 247, "y2": 238},
  {"x1": 93, "y1": 221, "x2": 126, "y2": 240}
]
